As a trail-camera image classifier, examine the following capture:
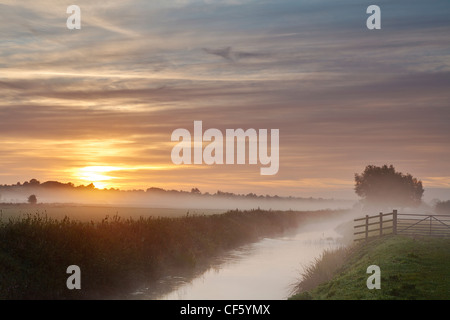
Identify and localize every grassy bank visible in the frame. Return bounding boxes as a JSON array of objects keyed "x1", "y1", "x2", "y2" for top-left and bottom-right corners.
[
  {"x1": 290, "y1": 235, "x2": 450, "y2": 300},
  {"x1": 0, "y1": 209, "x2": 340, "y2": 299}
]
